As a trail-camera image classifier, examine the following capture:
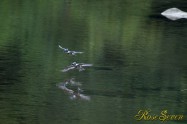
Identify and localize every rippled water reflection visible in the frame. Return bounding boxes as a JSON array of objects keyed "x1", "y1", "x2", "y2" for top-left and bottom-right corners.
[{"x1": 0, "y1": 0, "x2": 187, "y2": 124}]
